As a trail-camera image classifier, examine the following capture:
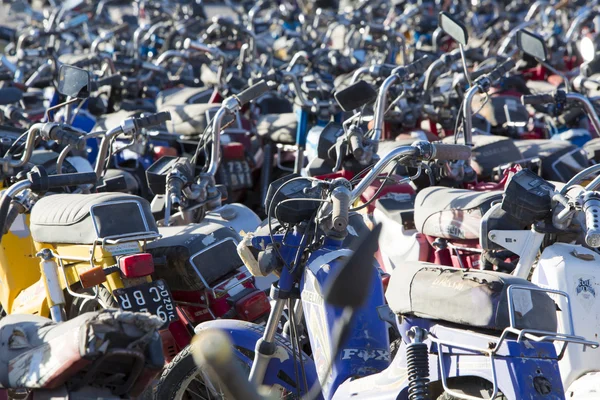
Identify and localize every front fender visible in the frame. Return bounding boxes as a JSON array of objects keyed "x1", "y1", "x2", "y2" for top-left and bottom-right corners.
[{"x1": 195, "y1": 319, "x2": 318, "y2": 394}]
